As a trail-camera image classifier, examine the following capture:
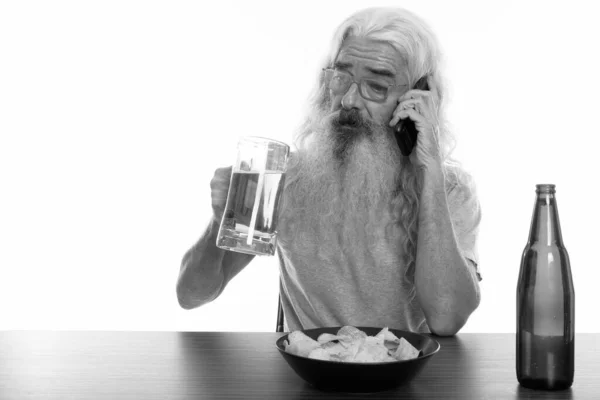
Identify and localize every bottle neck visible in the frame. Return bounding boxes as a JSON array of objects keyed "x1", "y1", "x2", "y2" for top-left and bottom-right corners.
[{"x1": 528, "y1": 188, "x2": 564, "y2": 246}]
